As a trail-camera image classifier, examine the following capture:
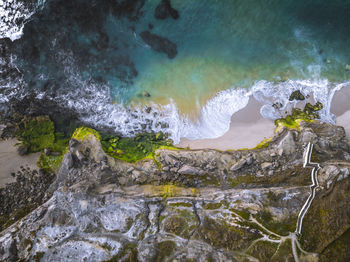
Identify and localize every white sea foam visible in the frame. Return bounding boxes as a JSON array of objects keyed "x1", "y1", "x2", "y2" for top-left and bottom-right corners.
[
  {"x1": 1, "y1": 48, "x2": 348, "y2": 143},
  {"x1": 0, "y1": 0, "x2": 46, "y2": 41}
]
